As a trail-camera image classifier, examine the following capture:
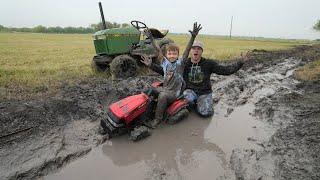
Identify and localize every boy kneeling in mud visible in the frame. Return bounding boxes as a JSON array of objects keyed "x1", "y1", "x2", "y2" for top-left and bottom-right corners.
[{"x1": 140, "y1": 22, "x2": 202, "y2": 128}]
